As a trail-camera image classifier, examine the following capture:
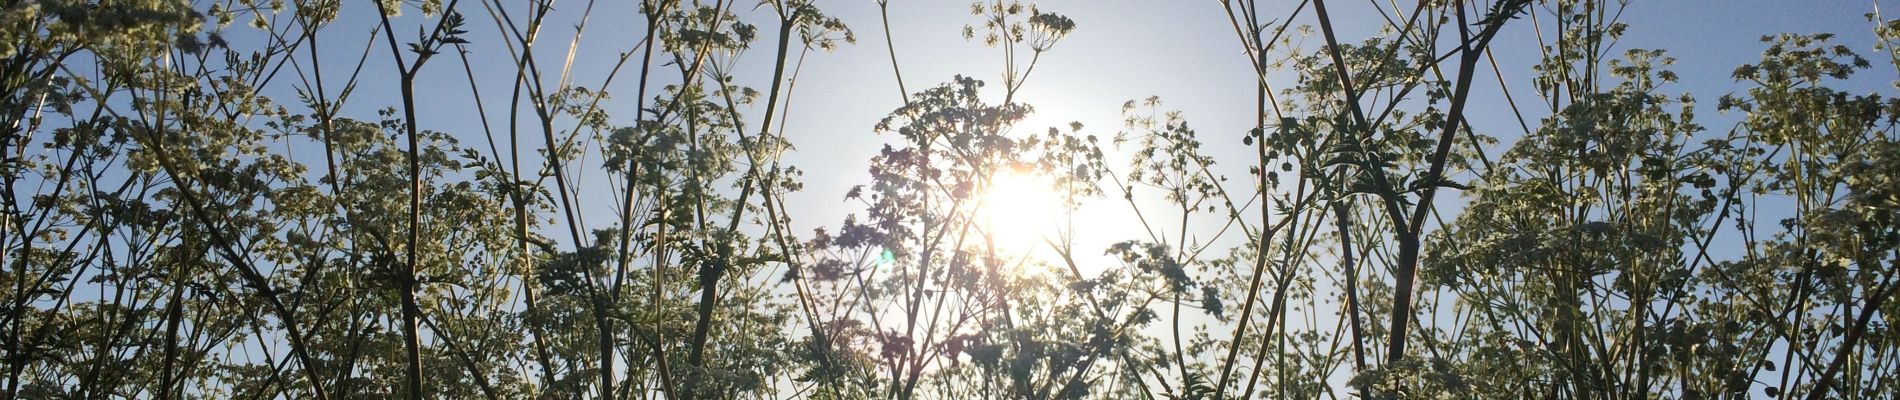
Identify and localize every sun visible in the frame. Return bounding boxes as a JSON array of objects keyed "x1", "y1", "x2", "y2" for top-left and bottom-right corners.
[{"x1": 973, "y1": 168, "x2": 1066, "y2": 253}]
